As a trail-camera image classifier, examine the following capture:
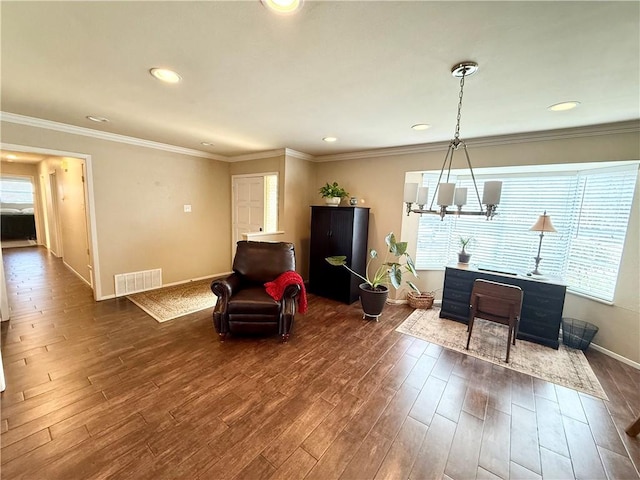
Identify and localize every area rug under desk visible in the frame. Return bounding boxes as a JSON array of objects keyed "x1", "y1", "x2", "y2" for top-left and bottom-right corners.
[
  {"x1": 396, "y1": 308, "x2": 608, "y2": 400},
  {"x1": 127, "y1": 278, "x2": 217, "y2": 323}
]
